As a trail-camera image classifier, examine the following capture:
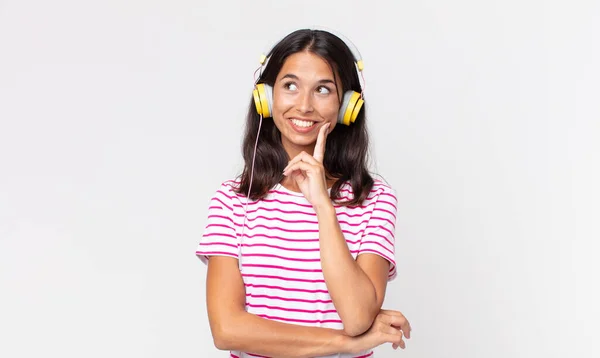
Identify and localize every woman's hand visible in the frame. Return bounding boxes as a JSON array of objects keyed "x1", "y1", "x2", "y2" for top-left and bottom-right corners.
[
  {"x1": 347, "y1": 309, "x2": 412, "y2": 353},
  {"x1": 282, "y1": 123, "x2": 331, "y2": 208}
]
